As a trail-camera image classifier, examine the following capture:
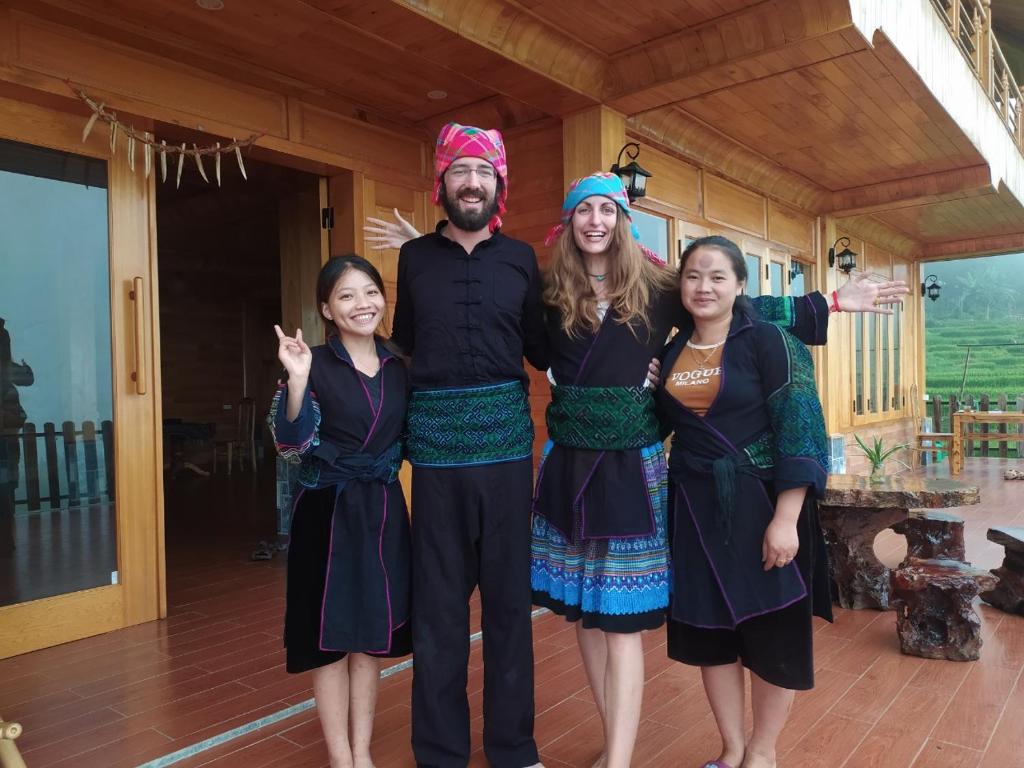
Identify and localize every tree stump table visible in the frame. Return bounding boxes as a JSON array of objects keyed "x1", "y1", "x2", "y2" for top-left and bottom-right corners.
[
  {"x1": 819, "y1": 475, "x2": 980, "y2": 610},
  {"x1": 980, "y1": 526, "x2": 1024, "y2": 616}
]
